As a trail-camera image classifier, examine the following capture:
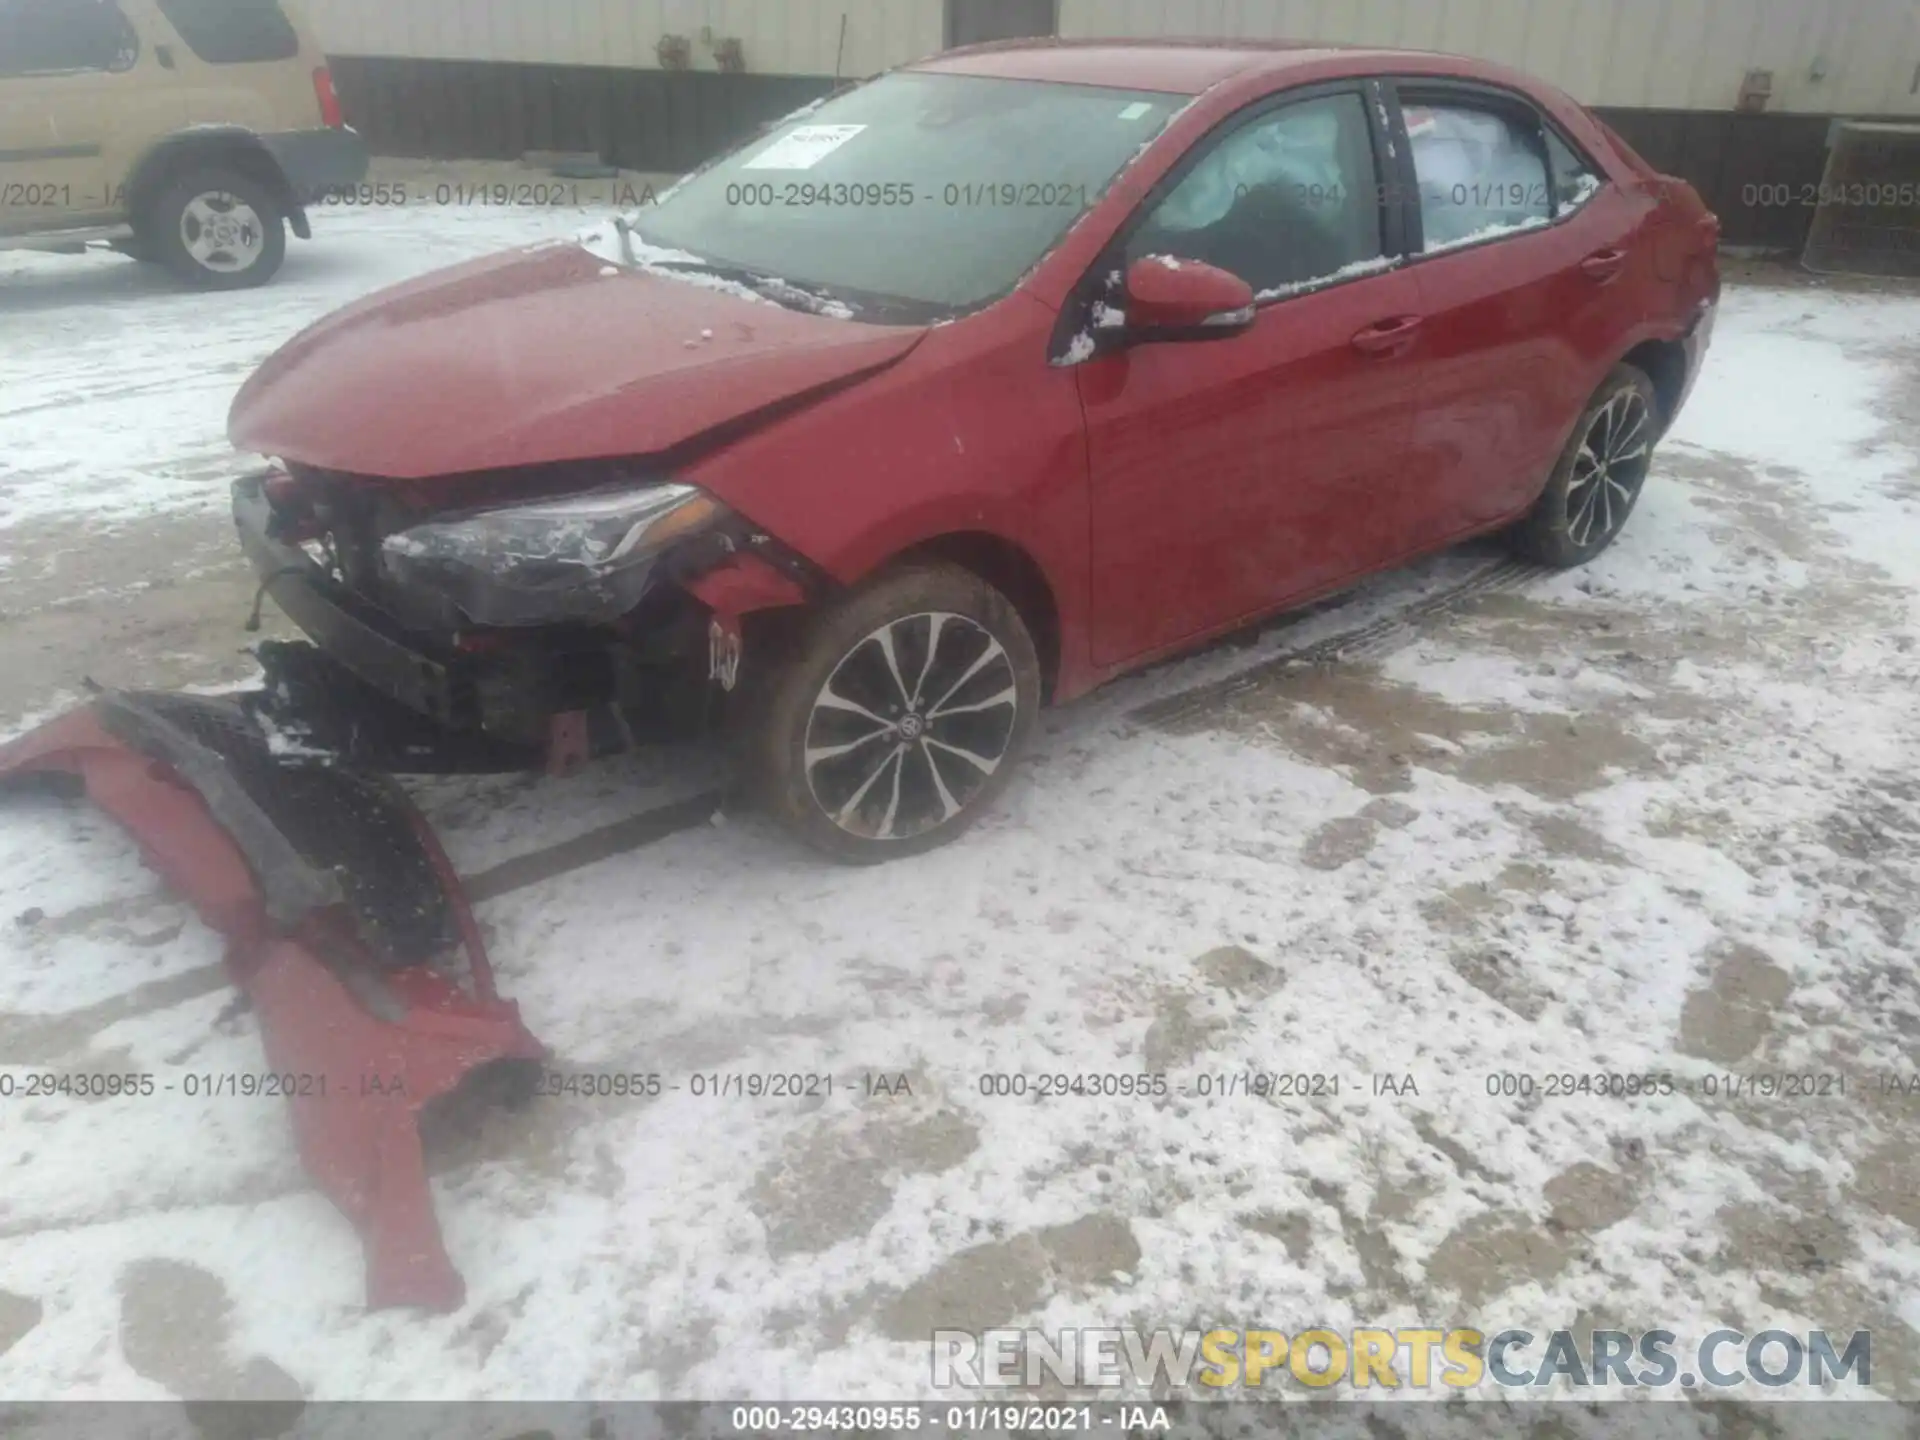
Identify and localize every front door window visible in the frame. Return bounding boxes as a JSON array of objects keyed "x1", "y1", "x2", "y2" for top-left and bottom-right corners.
[{"x1": 1126, "y1": 91, "x2": 1384, "y2": 297}]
